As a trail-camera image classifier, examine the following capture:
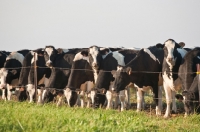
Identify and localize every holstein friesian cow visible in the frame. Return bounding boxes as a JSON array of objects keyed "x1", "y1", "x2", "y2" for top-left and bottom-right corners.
[
  {"x1": 0, "y1": 50, "x2": 11, "y2": 99},
  {"x1": 156, "y1": 39, "x2": 189, "y2": 118},
  {"x1": 65, "y1": 46, "x2": 123, "y2": 108},
  {"x1": 176, "y1": 47, "x2": 200, "y2": 116},
  {"x1": 112, "y1": 45, "x2": 164, "y2": 114},
  {"x1": 65, "y1": 45, "x2": 101, "y2": 108},
  {"x1": 0, "y1": 49, "x2": 30, "y2": 100},
  {"x1": 43, "y1": 46, "x2": 87, "y2": 106},
  {"x1": 17, "y1": 48, "x2": 51, "y2": 103},
  {"x1": 94, "y1": 48, "x2": 140, "y2": 111}
]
